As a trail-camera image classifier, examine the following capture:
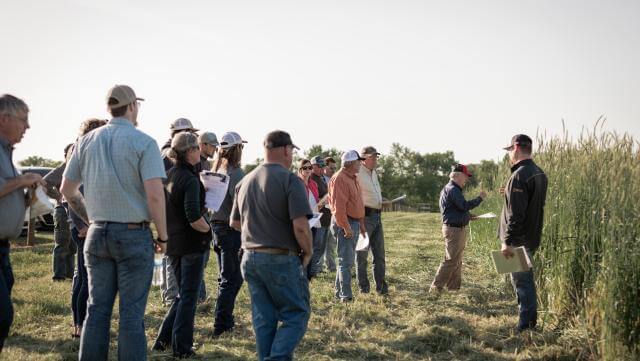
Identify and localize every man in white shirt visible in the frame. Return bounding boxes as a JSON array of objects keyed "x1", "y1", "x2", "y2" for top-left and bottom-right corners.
[{"x1": 356, "y1": 146, "x2": 389, "y2": 294}]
